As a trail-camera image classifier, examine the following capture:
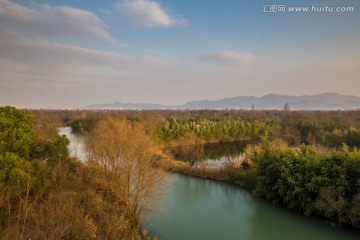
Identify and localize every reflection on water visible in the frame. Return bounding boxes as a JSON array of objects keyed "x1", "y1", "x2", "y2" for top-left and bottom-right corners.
[
  {"x1": 203, "y1": 141, "x2": 247, "y2": 160},
  {"x1": 143, "y1": 173, "x2": 360, "y2": 240},
  {"x1": 58, "y1": 127, "x2": 86, "y2": 161},
  {"x1": 171, "y1": 141, "x2": 248, "y2": 168}
]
